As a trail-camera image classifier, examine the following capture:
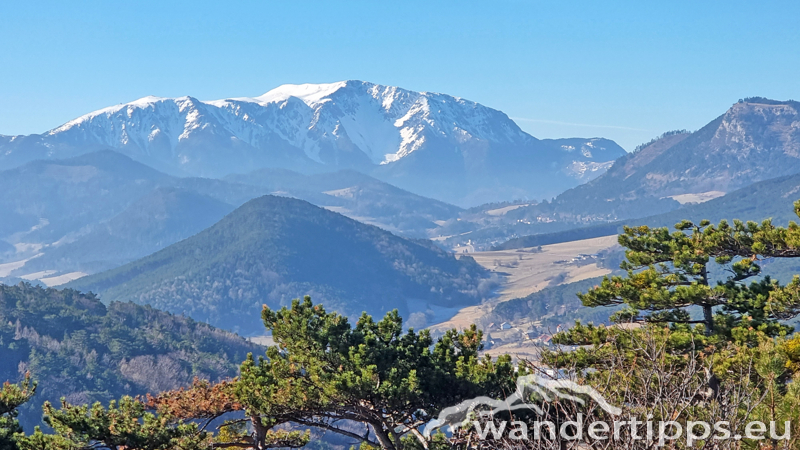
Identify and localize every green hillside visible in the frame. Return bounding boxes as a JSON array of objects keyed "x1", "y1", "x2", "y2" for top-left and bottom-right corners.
[
  {"x1": 0, "y1": 282, "x2": 259, "y2": 430},
  {"x1": 68, "y1": 195, "x2": 490, "y2": 335}
]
